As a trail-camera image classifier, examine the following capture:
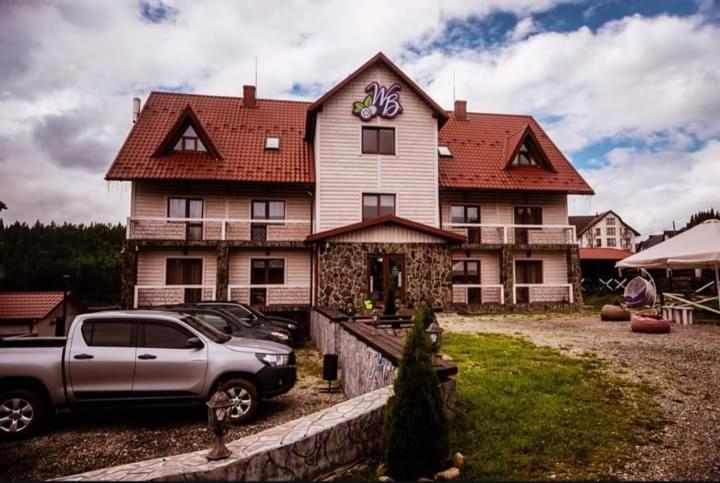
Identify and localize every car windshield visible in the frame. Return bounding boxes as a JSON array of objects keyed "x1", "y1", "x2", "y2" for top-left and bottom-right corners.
[
  {"x1": 181, "y1": 315, "x2": 231, "y2": 343},
  {"x1": 223, "y1": 306, "x2": 260, "y2": 325}
]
